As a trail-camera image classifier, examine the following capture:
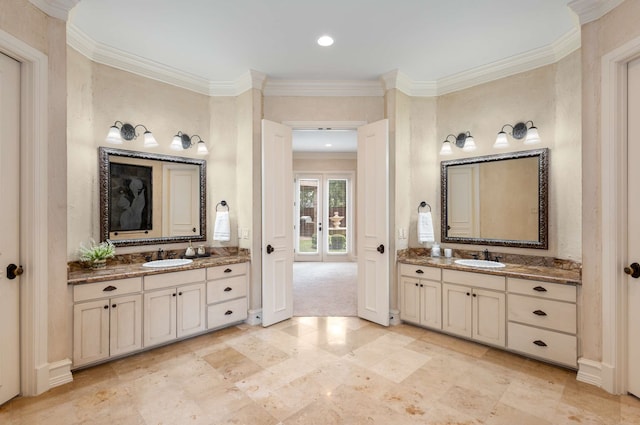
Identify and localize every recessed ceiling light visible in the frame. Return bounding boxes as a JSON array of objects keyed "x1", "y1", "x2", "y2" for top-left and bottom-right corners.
[
  {"x1": 317, "y1": 35, "x2": 334, "y2": 47},
  {"x1": 325, "y1": 143, "x2": 332, "y2": 147}
]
